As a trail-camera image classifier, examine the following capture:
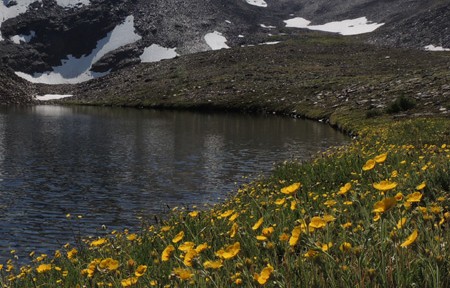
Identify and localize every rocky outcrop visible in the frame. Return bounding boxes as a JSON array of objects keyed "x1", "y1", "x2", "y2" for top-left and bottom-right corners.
[{"x1": 0, "y1": 65, "x2": 34, "y2": 105}]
